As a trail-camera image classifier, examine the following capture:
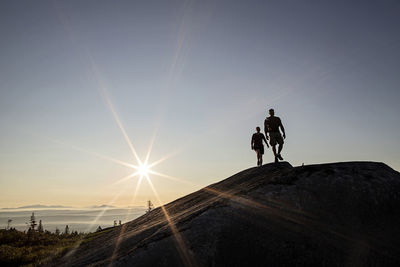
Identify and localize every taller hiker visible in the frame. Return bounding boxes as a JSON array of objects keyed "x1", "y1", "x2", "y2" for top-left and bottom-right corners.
[{"x1": 264, "y1": 108, "x2": 286, "y2": 163}]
